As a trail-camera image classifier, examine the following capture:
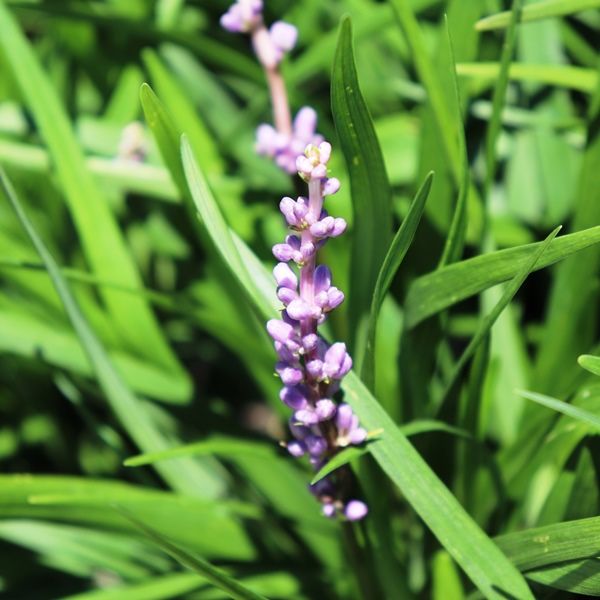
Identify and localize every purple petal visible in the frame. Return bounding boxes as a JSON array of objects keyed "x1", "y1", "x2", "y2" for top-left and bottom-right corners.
[
  {"x1": 280, "y1": 386, "x2": 308, "y2": 410},
  {"x1": 272, "y1": 243, "x2": 294, "y2": 262},
  {"x1": 314, "y1": 265, "x2": 332, "y2": 294},
  {"x1": 294, "y1": 408, "x2": 319, "y2": 425},
  {"x1": 302, "y1": 334, "x2": 318, "y2": 352},
  {"x1": 326, "y1": 287, "x2": 345, "y2": 311},
  {"x1": 287, "y1": 440, "x2": 305, "y2": 457},
  {"x1": 322, "y1": 503, "x2": 336, "y2": 518},
  {"x1": 287, "y1": 298, "x2": 317, "y2": 320},
  {"x1": 335, "y1": 403, "x2": 354, "y2": 431},
  {"x1": 345, "y1": 500, "x2": 368, "y2": 521},
  {"x1": 276, "y1": 362, "x2": 303, "y2": 385},
  {"x1": 349, "y1": 427, "x2": 368, "y2": 445},
  {"x1": 331, "y1": 218, "x2": 347, "y2": 237},
  {"x1": 273, "y1": 262, "x2": 297, "y2": 289},
  {"x1": 305, "y1": 434, "x2": 327, "y2": 456},
  {"x1": 293, "y1": 107, "x2": 318, "y2": 141},
  {"x1": 306, "y1": 359, "x2": 324, "y2": 379},
  {"x1": 315, "y1": 399, "x2": 336, "y2": 421},
  {"x1": 266, "y1": 320, "x2": 294, "y2": 343},
  {"x1": 277, "y1": 287, "x2": 297, "y2": 305},
  {"x1": 322, "y1": 177, "x2": 341, "y2": 196},
  {"x1": 269, "y1": 21, "x2": 298, "y2": 52},
  {"x1": 318, "y1": 142, "x2": 332, "y2": 164}
]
